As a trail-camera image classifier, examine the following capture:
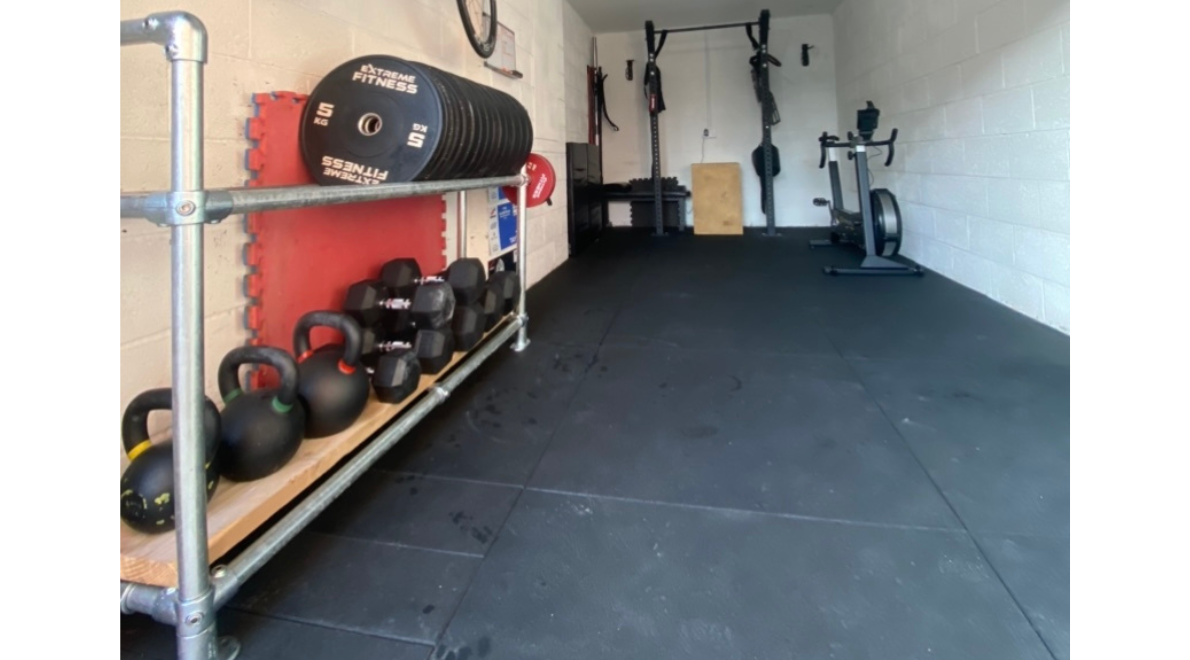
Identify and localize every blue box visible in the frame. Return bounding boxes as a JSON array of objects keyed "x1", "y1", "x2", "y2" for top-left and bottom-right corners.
[{"x1": 489, "y1": 188, "x2": 519, "y2": 254}]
